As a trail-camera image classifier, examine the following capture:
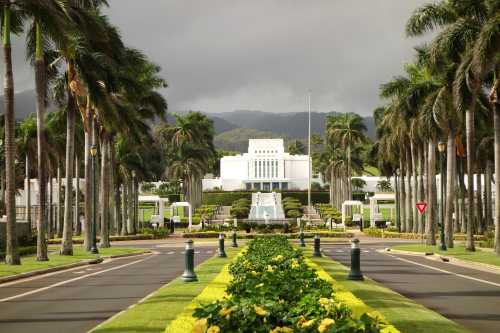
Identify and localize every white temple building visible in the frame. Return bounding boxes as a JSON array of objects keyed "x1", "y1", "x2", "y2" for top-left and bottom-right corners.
[{"x1": 203, "y1": 139, "x2": 310, "y2": 191}]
